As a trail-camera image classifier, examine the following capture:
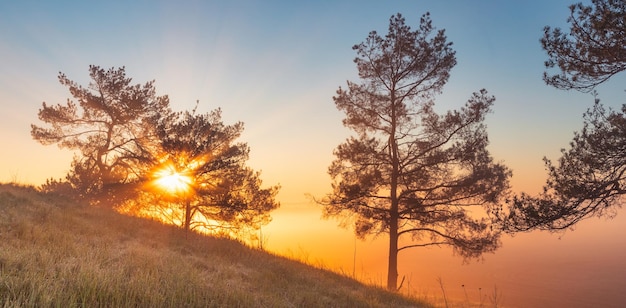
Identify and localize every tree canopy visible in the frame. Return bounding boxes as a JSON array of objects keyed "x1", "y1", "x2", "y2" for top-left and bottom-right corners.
[
  {"x1": 122, "y1": 108, "x2": 280, "y2": 233},
  {"x1": 542, "y1": 0, "x2": 626, "y2": 92},
  {"x1": 32, "y1": 66, "x2": 279, "y2": 235},
  {"x1": 321, "y1": 13, "x2": 511, "y2": 291},
  {"x1": 32, "y1": 65, "x2": 169, "y2": 202},
  {"x1": 502, "y1": 101, "x2": 626, "y2": 231},
  {"x1": 501, "y1": 0, "x2": 626, "y2": 232}
]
